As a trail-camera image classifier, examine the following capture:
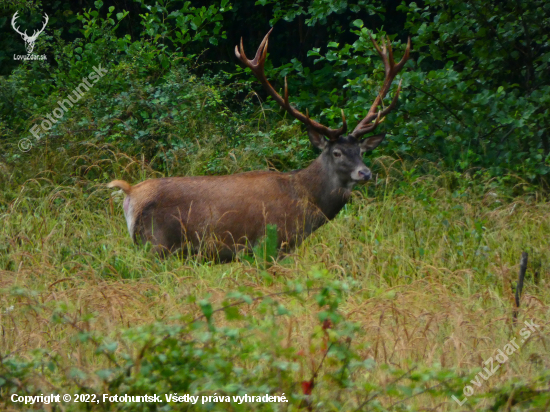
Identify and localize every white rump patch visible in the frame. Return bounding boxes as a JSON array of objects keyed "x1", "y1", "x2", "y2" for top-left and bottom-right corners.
[{"x1": 123, "y1": 196, "x2": 135, "y2": 238}]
